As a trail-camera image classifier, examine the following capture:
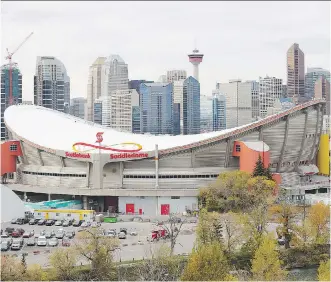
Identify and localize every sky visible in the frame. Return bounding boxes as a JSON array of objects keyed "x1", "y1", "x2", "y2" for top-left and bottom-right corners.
[{"x1": 1, "y1": 1, "x2": 330, "y2": 102}]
